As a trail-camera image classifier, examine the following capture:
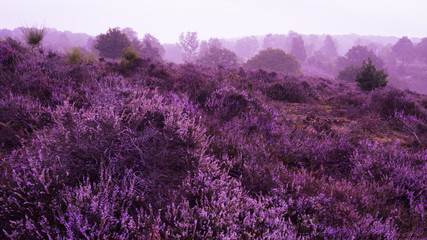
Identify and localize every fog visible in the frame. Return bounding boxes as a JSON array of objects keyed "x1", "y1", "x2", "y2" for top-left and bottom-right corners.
[{"x1": 2, "y1": 0, "x2": 427, "y2": 44}]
